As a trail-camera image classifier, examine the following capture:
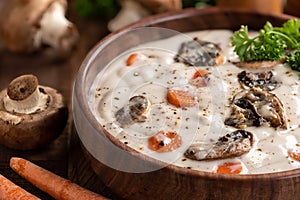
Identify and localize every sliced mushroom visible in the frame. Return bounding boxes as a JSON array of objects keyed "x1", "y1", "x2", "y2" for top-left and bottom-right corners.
[
  {"x1": 0, "y1": 74, "x2": 68, "y2": 150},
  {"x1": 225, "y1": 88, "x2": 288, "y2": 129},
  {"x1": 0, "y1": 0, "x2": 79, "y2": 57},
  {"x1": 115, "y1": 95, "x2": 151, "y2": 126},
  {"x1": 174, "y1": 38, "x2": 224, "y2": 66},
  {"x1": 238, "y1": 70, "x2": 279, "y2": 91},
  {"x1": 224, "y1": 99, "x2": 263, "y2": 129},
  {"x1": 185, "y1": 130, "x2": 254, "y2": 161}
]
